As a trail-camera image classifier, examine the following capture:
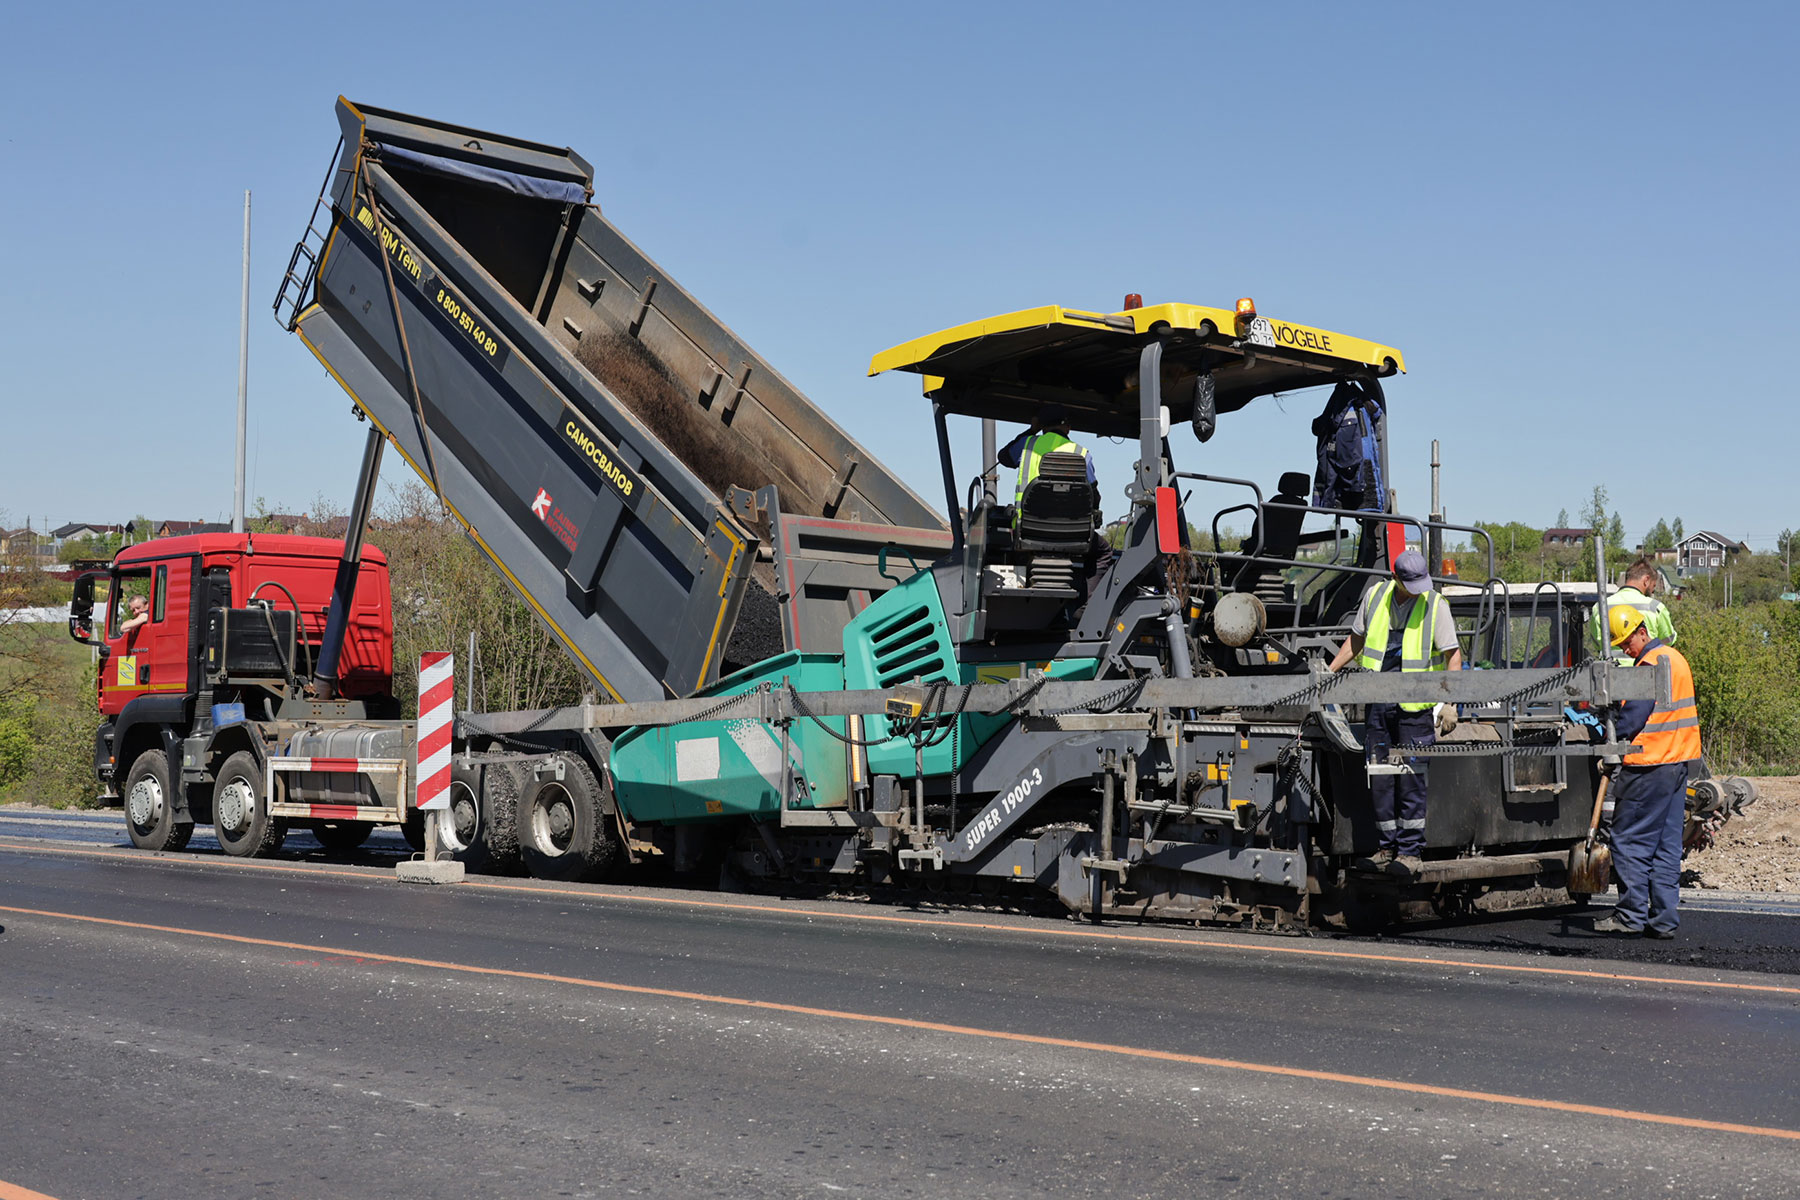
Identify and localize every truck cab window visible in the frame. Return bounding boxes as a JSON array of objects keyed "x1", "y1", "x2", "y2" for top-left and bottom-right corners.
[{"x1": 110, "y1": 572, "x2": 152, "y2": 638}]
